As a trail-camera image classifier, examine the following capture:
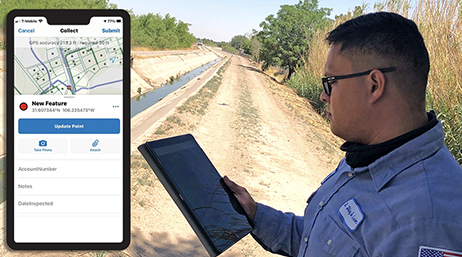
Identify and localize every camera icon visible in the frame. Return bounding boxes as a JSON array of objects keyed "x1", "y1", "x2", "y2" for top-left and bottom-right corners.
[{"x1": 39, "y1": 140, "x2": 47, "y2": 147}]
